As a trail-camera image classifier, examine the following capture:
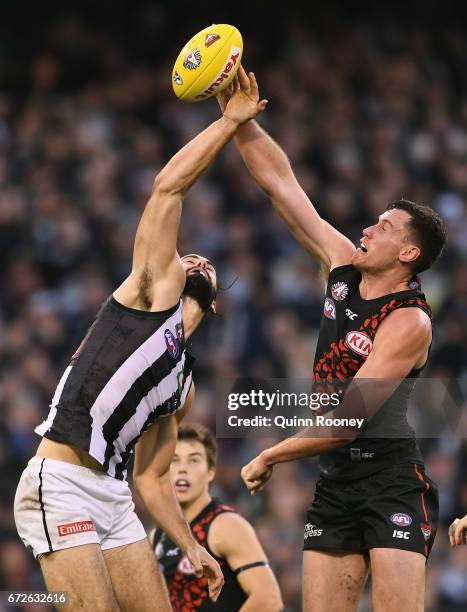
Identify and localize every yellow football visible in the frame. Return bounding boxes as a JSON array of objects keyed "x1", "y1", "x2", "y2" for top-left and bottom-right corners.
[{"x1": 172, "y1": 24, "x2": 243, "y2": 102}]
